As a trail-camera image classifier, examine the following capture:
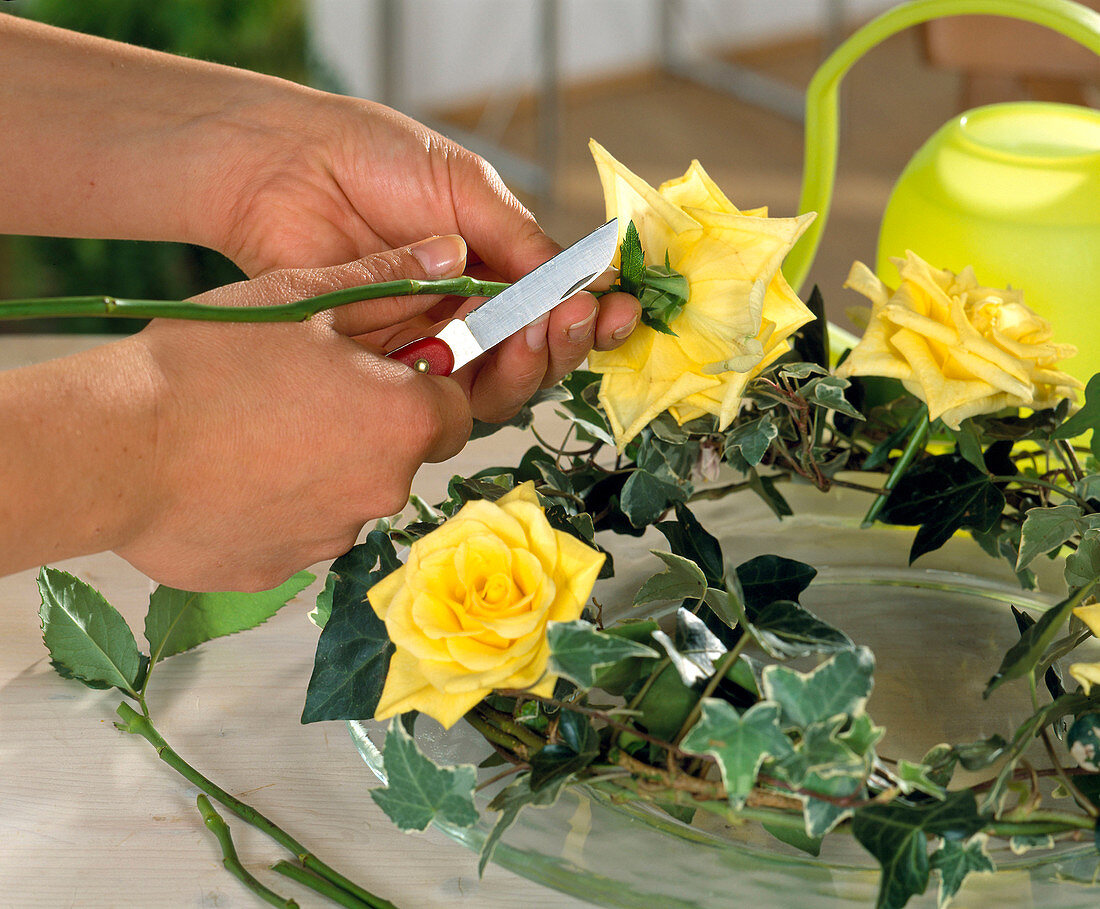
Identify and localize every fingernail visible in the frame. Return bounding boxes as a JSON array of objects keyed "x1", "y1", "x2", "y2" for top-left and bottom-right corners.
[
  {"x1": 611, "y1": 314, "x2": 639, "y2": 341},
  {"x1": 567, "y1": 308, "x2": 597, "y2": 342},
  {"x1": 525, "y1": 314, "x2": 549, "y2": 351},
  {"x1": 410, "y1": 235, "x2": 467, "y2": 278}
]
